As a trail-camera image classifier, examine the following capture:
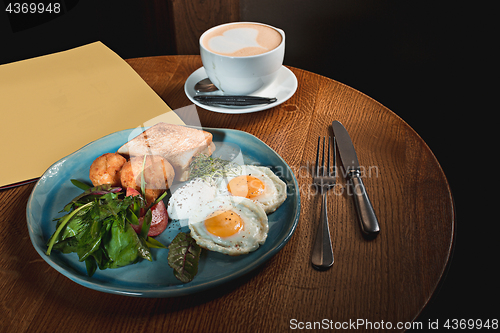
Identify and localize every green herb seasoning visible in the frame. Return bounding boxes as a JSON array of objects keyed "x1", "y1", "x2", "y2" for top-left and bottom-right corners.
[{"x1": 188, "y1": 154, "x2": 239, "y2": 183}]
